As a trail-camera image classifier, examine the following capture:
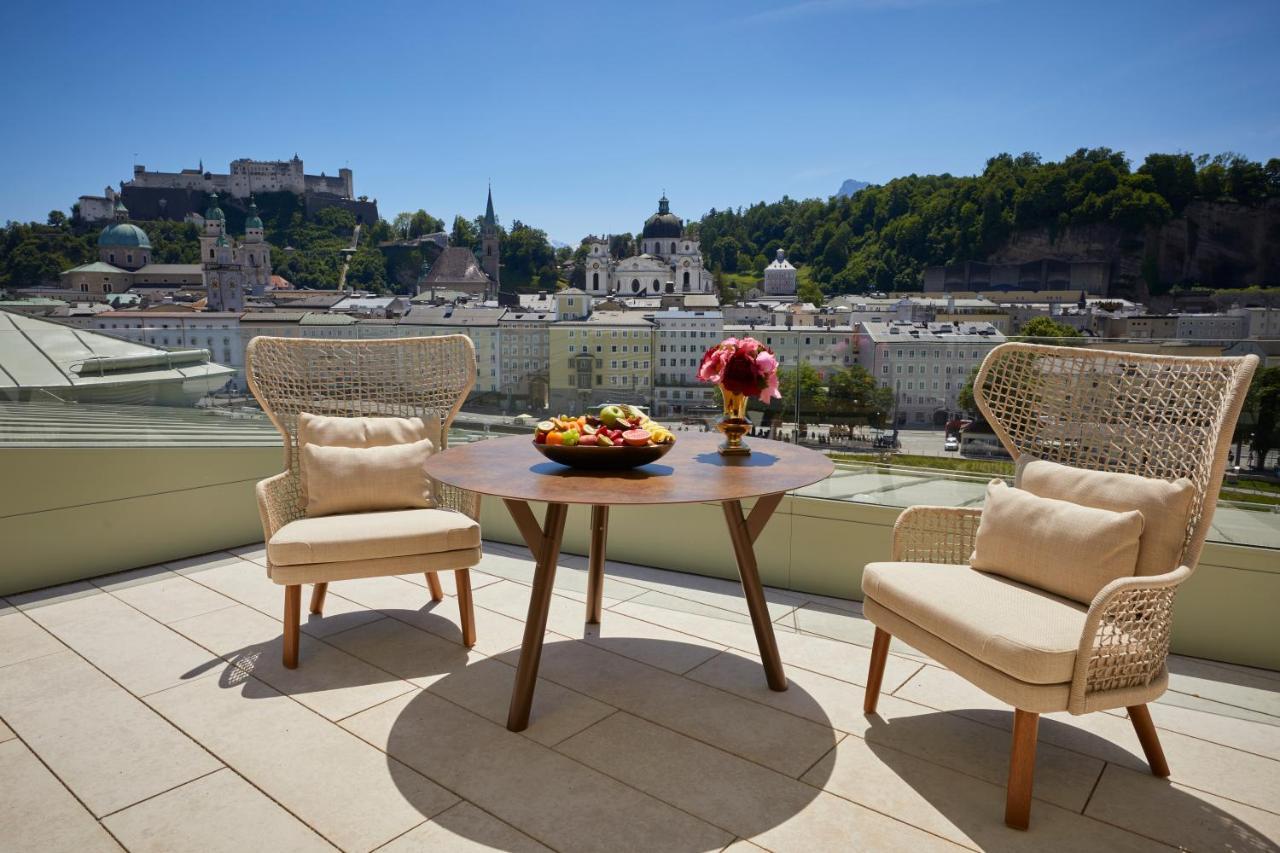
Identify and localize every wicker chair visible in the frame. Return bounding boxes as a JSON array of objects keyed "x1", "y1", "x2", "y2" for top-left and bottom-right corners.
[
  {"x1": 245, "y1": 335, "x2": 481, "y2": 668},
  {"x1": 861, "y1": 343, "x2": 1258, "y2": 830}
]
